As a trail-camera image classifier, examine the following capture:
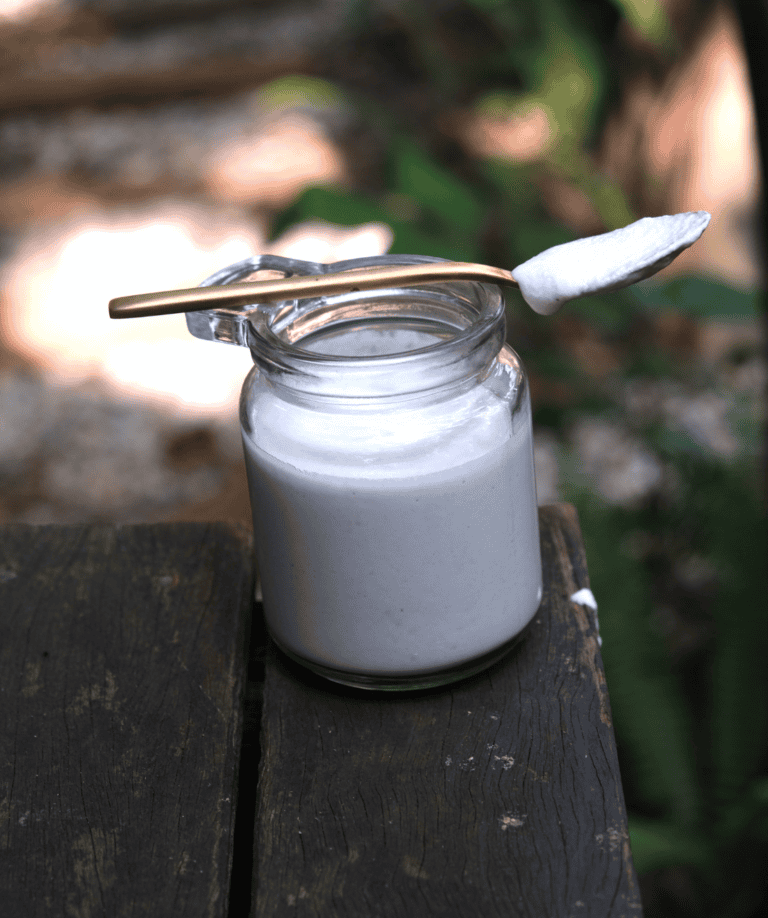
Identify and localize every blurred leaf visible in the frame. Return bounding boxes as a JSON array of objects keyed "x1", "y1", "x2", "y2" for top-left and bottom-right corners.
[
  {"x1": 256, "y1": 75, "x2": 344, "y2": 111},
  {"x1": 575, "y1": 165, "x2": 636, "y2": 229},
  {"x1": 387, "y1": 222, "x2": 479, "y2": 261},
  {"x1": 753, "y1": 776, "x2": 768, "y2": 806},
  {"x1": 623, "y1": 346, "x2": 679, "y2": 380},
  {"x1": 628, "y1": 815, "x2": 713, "y2": 874},
  {"x1": 567, "y1": 496, "x2": 703, "y2": 826},
  {"x1": 511, "y1": 0, "x2": 607, "y2": 144},
  {"x1": 704, "y1": 469, "x2": 768, "y2": 804},
  {"x1": 389, "y1": 137, "x2": 486, "y2": 235},
  {"x1": 643, "y1": 444, "x2": 768, "y2": 808},
  {"x1": 480, "y1": 159, "x2": 541, "y2": 211},
  {"x1": 271, "y1": 185, "x2": 481, "y2": 262},
  {"x1": 610, "y1": 0, "x2": 678, "y2": 53},
  {"x1": 715, "y1": 778, "x2": 768, "y2": 844},
  {"x1": 507, "y1": 217, "x2": 574, "y2": 264},
  {"x1": 647, "y1": 424, "x2": 709, "y2": 459},
  {"x1": 566, "y1": 290, "x2": 638, "y2": 334},
  {"x1": 731, "y1": 394, "x2": 764, "y2": 459},
  {"x1": 527, "y1": 348, "x2": 583, "y2": 382},
  {"x1": 751, "y1": 778, "x2": 768, "y2": 843},
  {"x1": 270, "y1": 186, "x2": 391, "y2": 238},
  {"x1": 632, "y1": 277, "x2": 761, "y2": 319}
]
